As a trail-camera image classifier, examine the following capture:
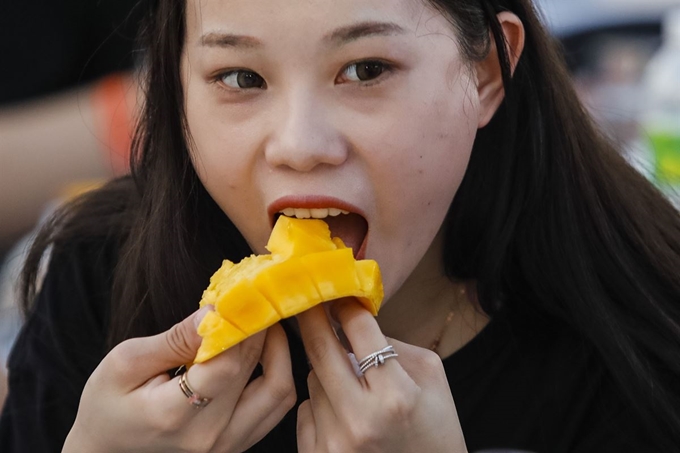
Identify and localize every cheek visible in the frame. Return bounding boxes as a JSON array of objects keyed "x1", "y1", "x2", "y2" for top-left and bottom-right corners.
[
  {"x1": 184, "y1": 91, "x2": 271, "y2": 250},
  {"x1": 364, "y1": 84, "x2": 479, "y2": 295},
  {"x1": 374, "y1": 85, "x2": 477, "y2": 223}
]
